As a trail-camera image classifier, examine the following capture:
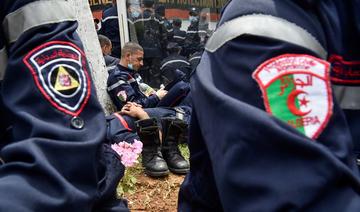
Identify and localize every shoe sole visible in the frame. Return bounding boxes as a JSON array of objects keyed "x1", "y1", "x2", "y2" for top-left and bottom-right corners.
[
  {"x1": 145, "y1": 170, "x2": 170, "y2": 177},
  {"x1": 169, "y1": 167, "x2": 189, "y2": 175}
]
